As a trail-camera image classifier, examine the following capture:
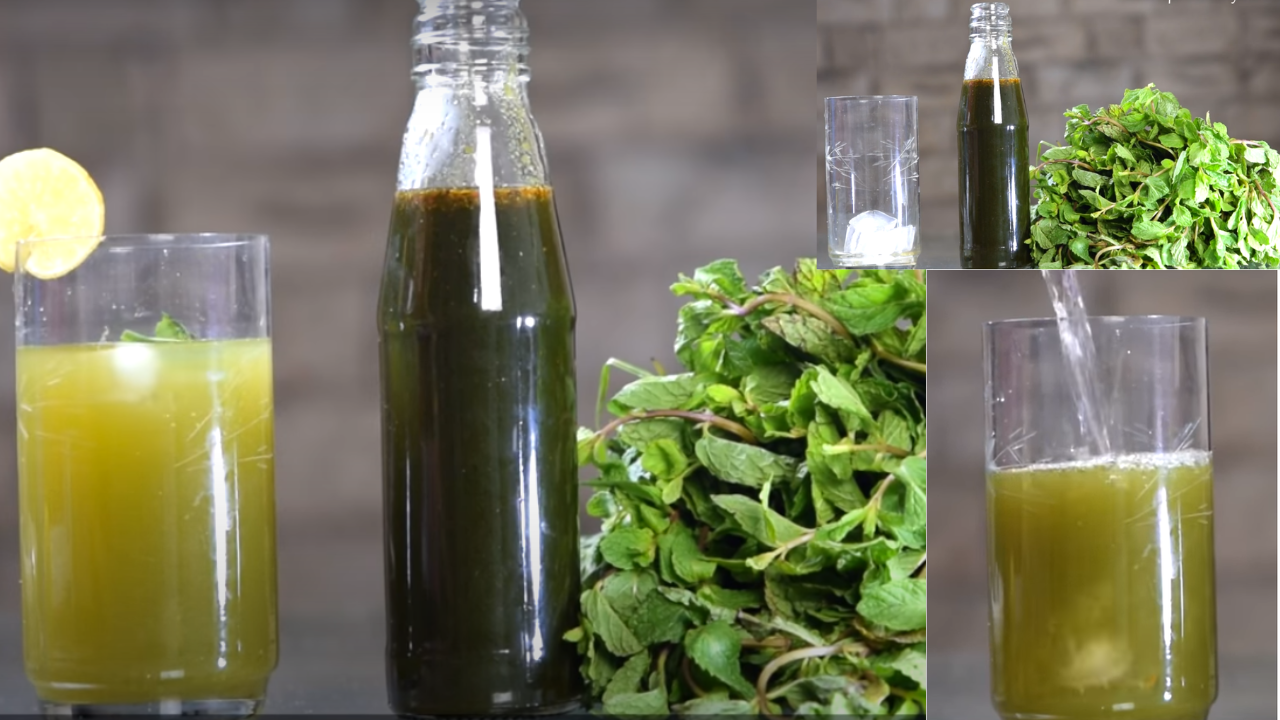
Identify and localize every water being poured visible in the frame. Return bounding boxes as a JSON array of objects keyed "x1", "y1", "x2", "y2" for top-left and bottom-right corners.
[{"x1": 1042, "y1": 270, "x2": 1112, "y2": 458}]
